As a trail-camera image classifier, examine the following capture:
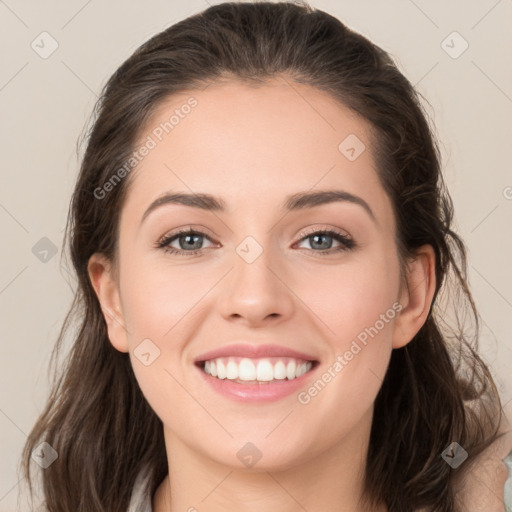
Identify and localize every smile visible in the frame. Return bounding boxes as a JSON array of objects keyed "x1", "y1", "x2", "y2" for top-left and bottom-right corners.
[
  {"x1": 195, "y1": 356, "x2": 319, "y2": 402},
  {"x1": 199, "y1": 356, "x2": 315, "y2": 384}
]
